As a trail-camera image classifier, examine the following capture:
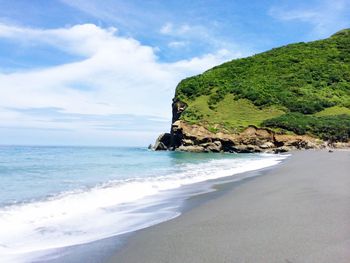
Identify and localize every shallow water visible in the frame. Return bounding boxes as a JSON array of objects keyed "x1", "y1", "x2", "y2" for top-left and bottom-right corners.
[{"x1": 0, "y1": 146, "x2": 287, "y2": 262}]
